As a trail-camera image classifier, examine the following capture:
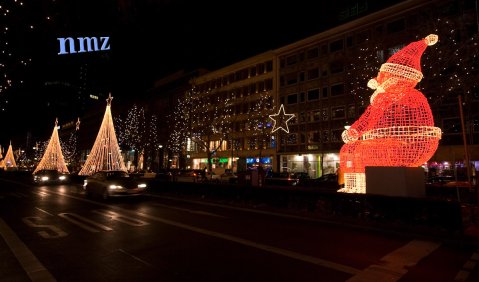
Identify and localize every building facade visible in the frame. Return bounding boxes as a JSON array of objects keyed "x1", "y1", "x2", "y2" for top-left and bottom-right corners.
[{"x1": 188, "y1": 52, "x2": 276, "y2": 174}]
